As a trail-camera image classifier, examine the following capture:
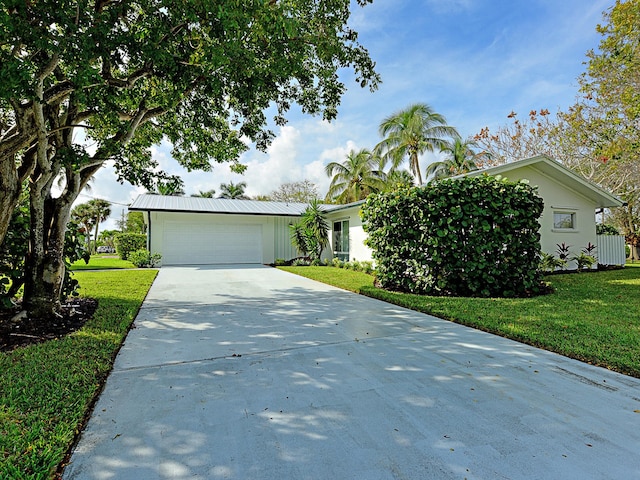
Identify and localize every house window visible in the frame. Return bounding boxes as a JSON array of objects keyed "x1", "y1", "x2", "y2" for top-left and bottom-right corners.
[
  {"x1": 333, "y1": 220, "x2": 349, "y2": 261},
  {"x1": 553, "y1": 212, "x2": 576, "y2": 230}
]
